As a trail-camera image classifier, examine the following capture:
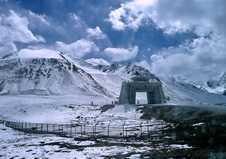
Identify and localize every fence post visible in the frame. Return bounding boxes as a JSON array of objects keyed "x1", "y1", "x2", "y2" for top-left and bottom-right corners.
[
  {"x1": 61, "y1": 124, "x2": 64, "y2": 135},
  {"x1": 147, "y1": 121, "x2": 150, "y2": 139},
  {"x1": 80, "y1": 125, "x2": 83, "y2": 136},
  {"x1": 47, "y1": 124, "x2": 49, "y2": 133},
  {"x1": 27, "y1": 122, "x2": 30, "y2": 132},
  {"x1": 41, "y1": 123, "x2": 43, "y2": 133},
  {"x1": 18, "y1": 121, "x2": 20, "y2": 130},
  {"x1": 52, "y1": 124, "x2": 55, "y2": 132},
  {"x1": 93, "y1": 123, "x2": 97, "y2": 137},
  {"x1": 122, "y1": 121, "x2": 126, "y2": 138},
  {"x1": 93, "y1": 124, "x2": 95, "y2": 137},
  {"x1": 57, "y1": 124, "x2": 59, "y2": 134},
  {"x1": 28, "y1": 122, "x2": 31, "y2": 132},
  {"x1": 107, "y1": 122, "x2": 110, "y2": 137},
  {"x1": 70, "y1": 124, "x2": 72, "y2": 137},
  {"x1": 25, "y1": 122, "x2": 27, "y2": 131},
  {"x1": 36, "y1": 123, "x2": 38, "y2": 131},
  {"x1": 83, "y1": 123, "x2": 86, "y2": 135},
  {"x1": 140, "y1": 122, "x2": 143, "y2": 137}
]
